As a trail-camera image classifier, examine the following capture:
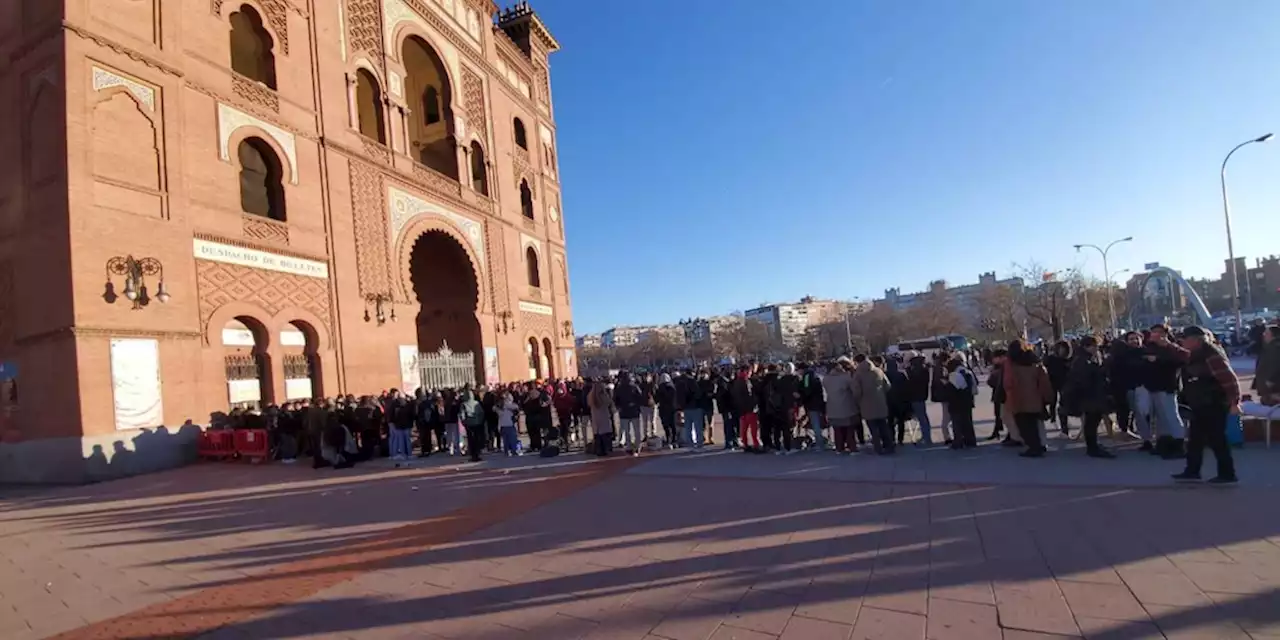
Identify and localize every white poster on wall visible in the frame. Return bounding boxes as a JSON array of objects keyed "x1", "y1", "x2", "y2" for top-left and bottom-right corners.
[
  {"x1": 285, "y1": 378, "x2": 312, "y2": 400},
  {"x1": 399, "y1": 345, "x2": 419, "y2": 394},
  {"x1": 110, "y1": 338, "x2": 163, "y2": 432},
  {"x1": 228, "y1": 379, "x2": 261, "y2": 404}
]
